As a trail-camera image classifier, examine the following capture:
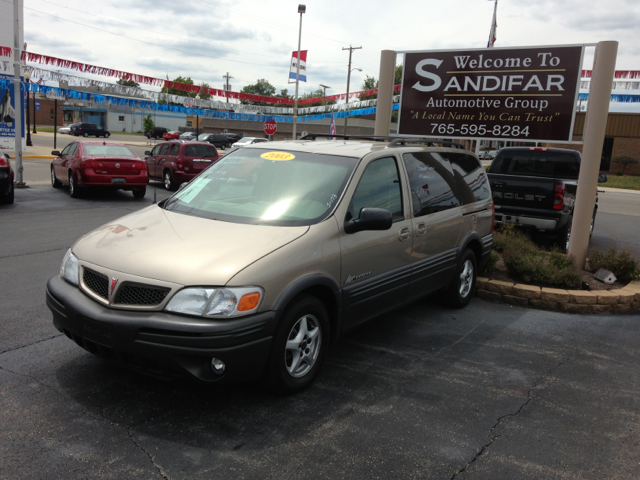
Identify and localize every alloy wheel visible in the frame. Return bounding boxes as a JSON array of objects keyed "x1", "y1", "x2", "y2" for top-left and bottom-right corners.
[
  {"x1": 459, "y1": 259, "x2": 474, "y2": 298},
  {"x1": 284, "y1": 314, "x2": 322, "y2": 378}
]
